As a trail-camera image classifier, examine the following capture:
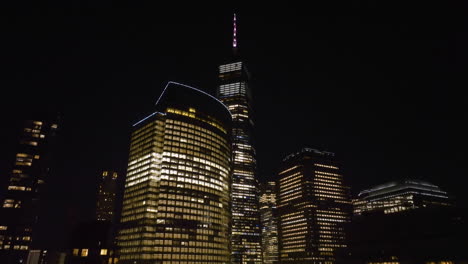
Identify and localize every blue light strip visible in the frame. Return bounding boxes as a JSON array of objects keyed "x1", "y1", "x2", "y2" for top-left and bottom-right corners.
[
  {"x1": 132, "y1": 111, "x2": 165, "y2": 127},
  {"x1": 155, "y1": 81, "x2": 232, "y2": 118}
]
